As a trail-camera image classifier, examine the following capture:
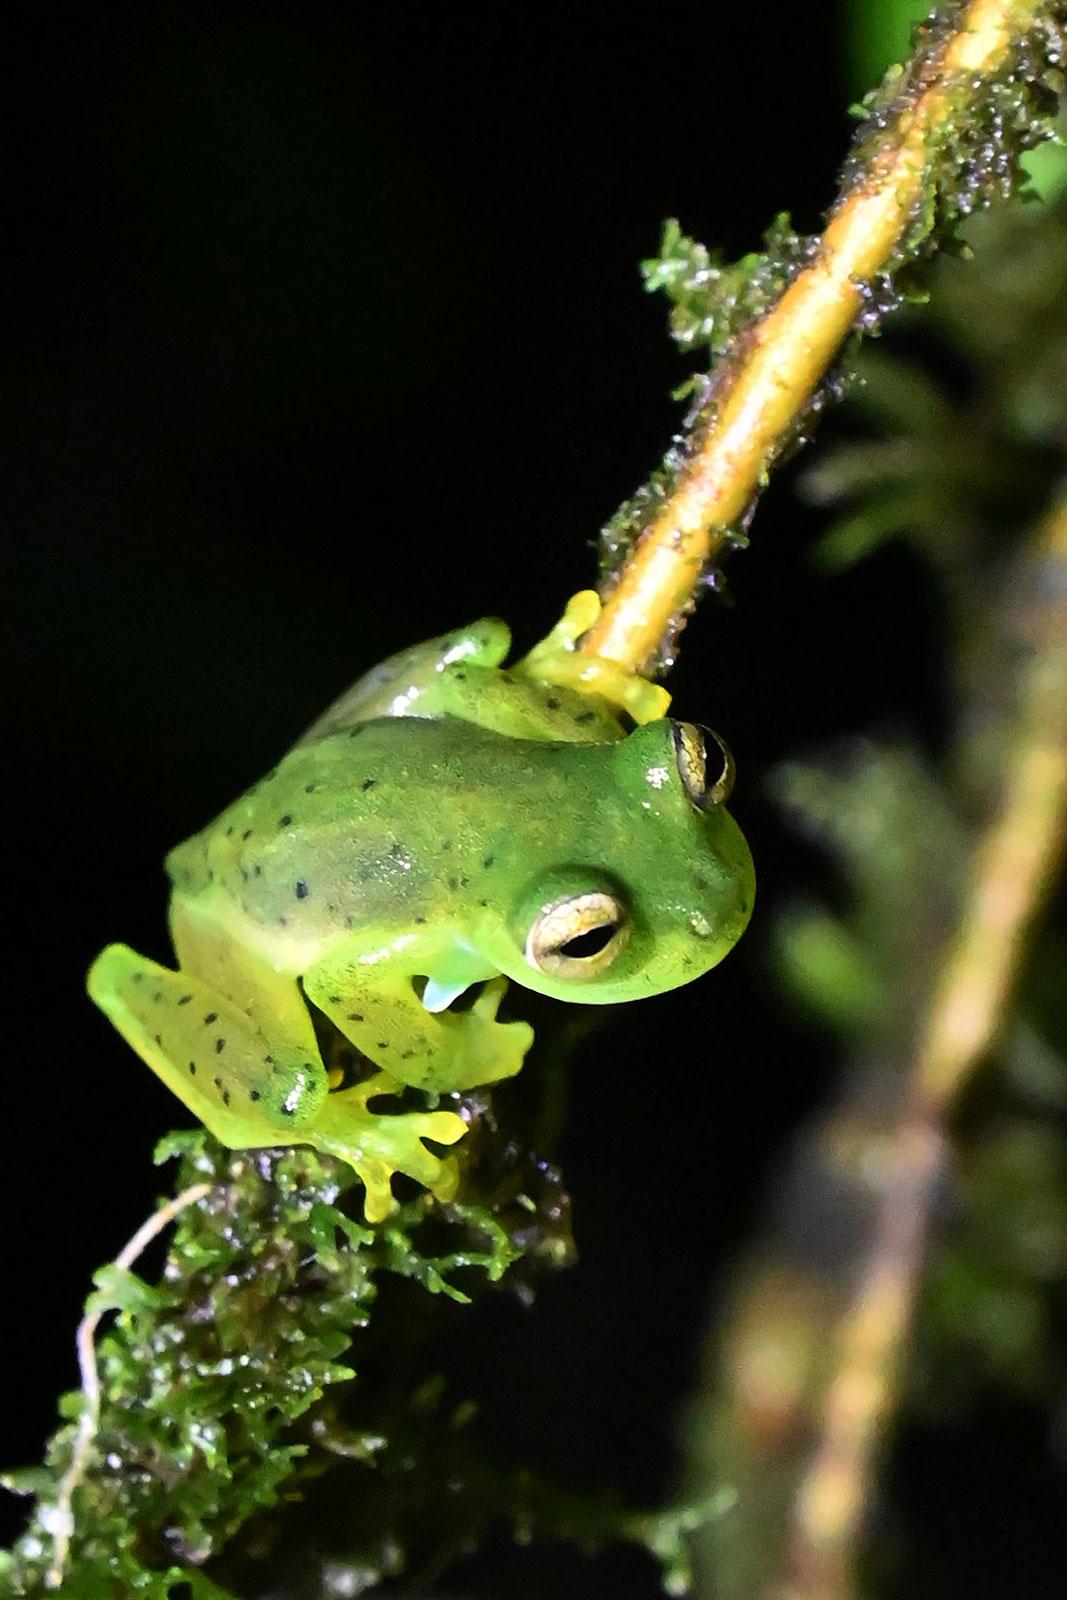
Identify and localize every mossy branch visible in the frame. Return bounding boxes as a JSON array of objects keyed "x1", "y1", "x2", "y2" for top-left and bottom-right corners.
[
  {"x1": 779, "y1": 493, "x2": 1067, "y2": 1598},
  {"x1": 580, "y1": 0, "x2": 1065, "y2": 675}
]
